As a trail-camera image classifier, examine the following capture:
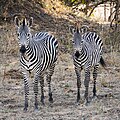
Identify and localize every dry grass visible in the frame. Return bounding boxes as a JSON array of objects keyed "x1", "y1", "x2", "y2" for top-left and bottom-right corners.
[{"x1": 0, "y1": 51, "x2": 120, "y2": 119}]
